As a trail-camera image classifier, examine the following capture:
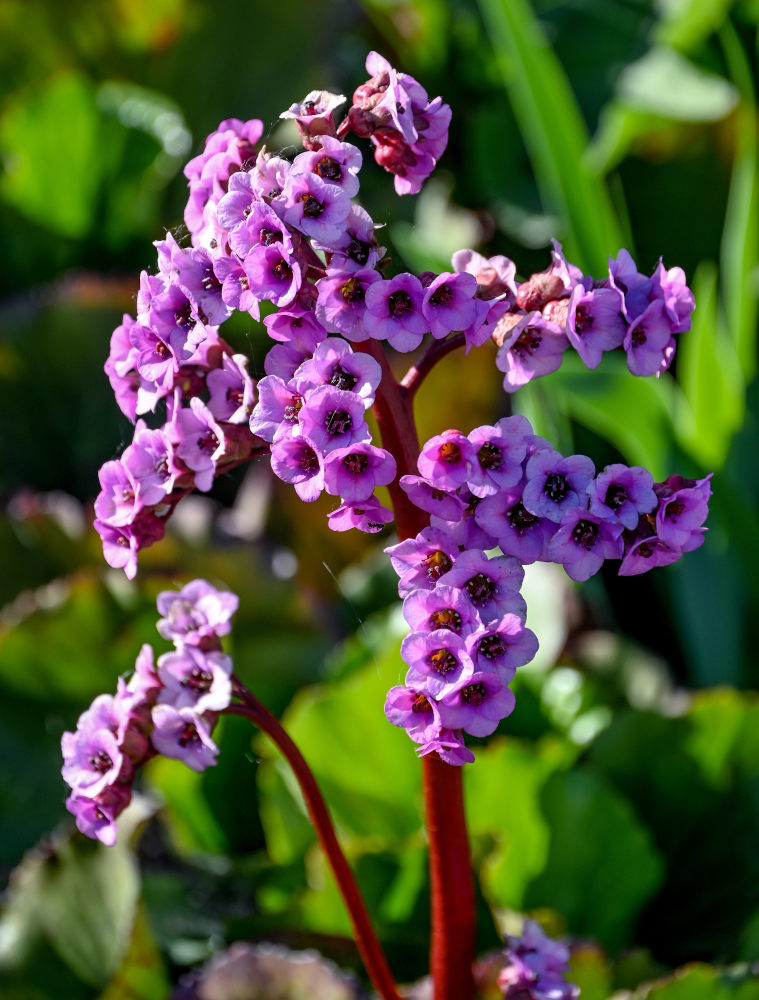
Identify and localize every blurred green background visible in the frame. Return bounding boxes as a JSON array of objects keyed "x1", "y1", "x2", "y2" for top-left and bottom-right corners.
[{"x1": 2, "y1": 0, "x2": 759, "y2": 997}]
